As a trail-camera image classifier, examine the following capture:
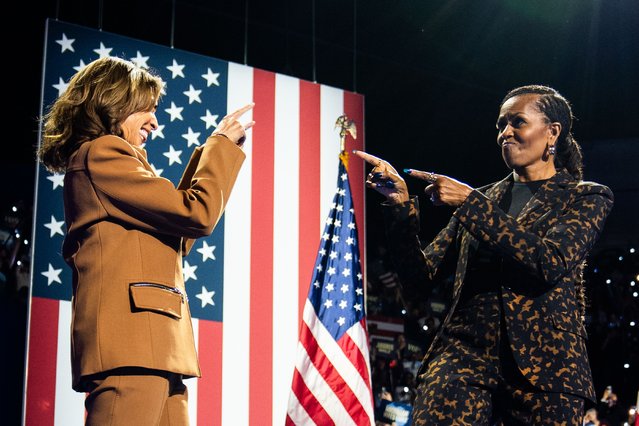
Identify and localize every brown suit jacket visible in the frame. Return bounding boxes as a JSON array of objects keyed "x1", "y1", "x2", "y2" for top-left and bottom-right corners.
[
  {"x1": 62, "y1": 134, "x2": 245, "y2": 391},
  {"x1": 382, "y1": 169, "x2": 614, "y2": 401}
]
